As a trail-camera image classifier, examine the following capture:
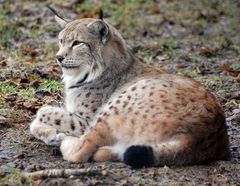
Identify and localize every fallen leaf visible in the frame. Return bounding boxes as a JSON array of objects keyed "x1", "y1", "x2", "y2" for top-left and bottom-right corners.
[
  {"x1": 29, "y1": 79, "x2": 41, "y2": 88},
  {"x1": 199, "y1": 46, "x2": 217, "y2": 57},
  {"x1": 218, "y1": 64, "x2": 240, "y2": 77}
]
